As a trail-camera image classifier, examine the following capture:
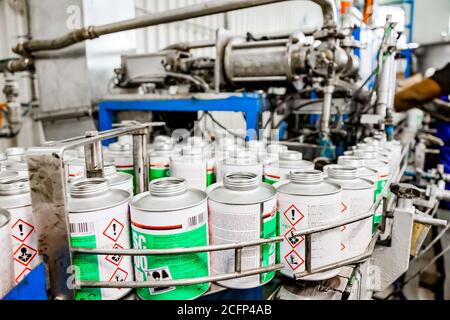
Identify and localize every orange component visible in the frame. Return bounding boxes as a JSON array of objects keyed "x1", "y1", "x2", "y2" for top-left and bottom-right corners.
[
  {"x1": 340, "y1": 0, "x2": 354, "y2": 16},
  {"x1": 0, "y1": 103, "x2": 7, "y2": 128},
  {"x1": 363, "y1": 0, "x2": 374, "y2": 24}
]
